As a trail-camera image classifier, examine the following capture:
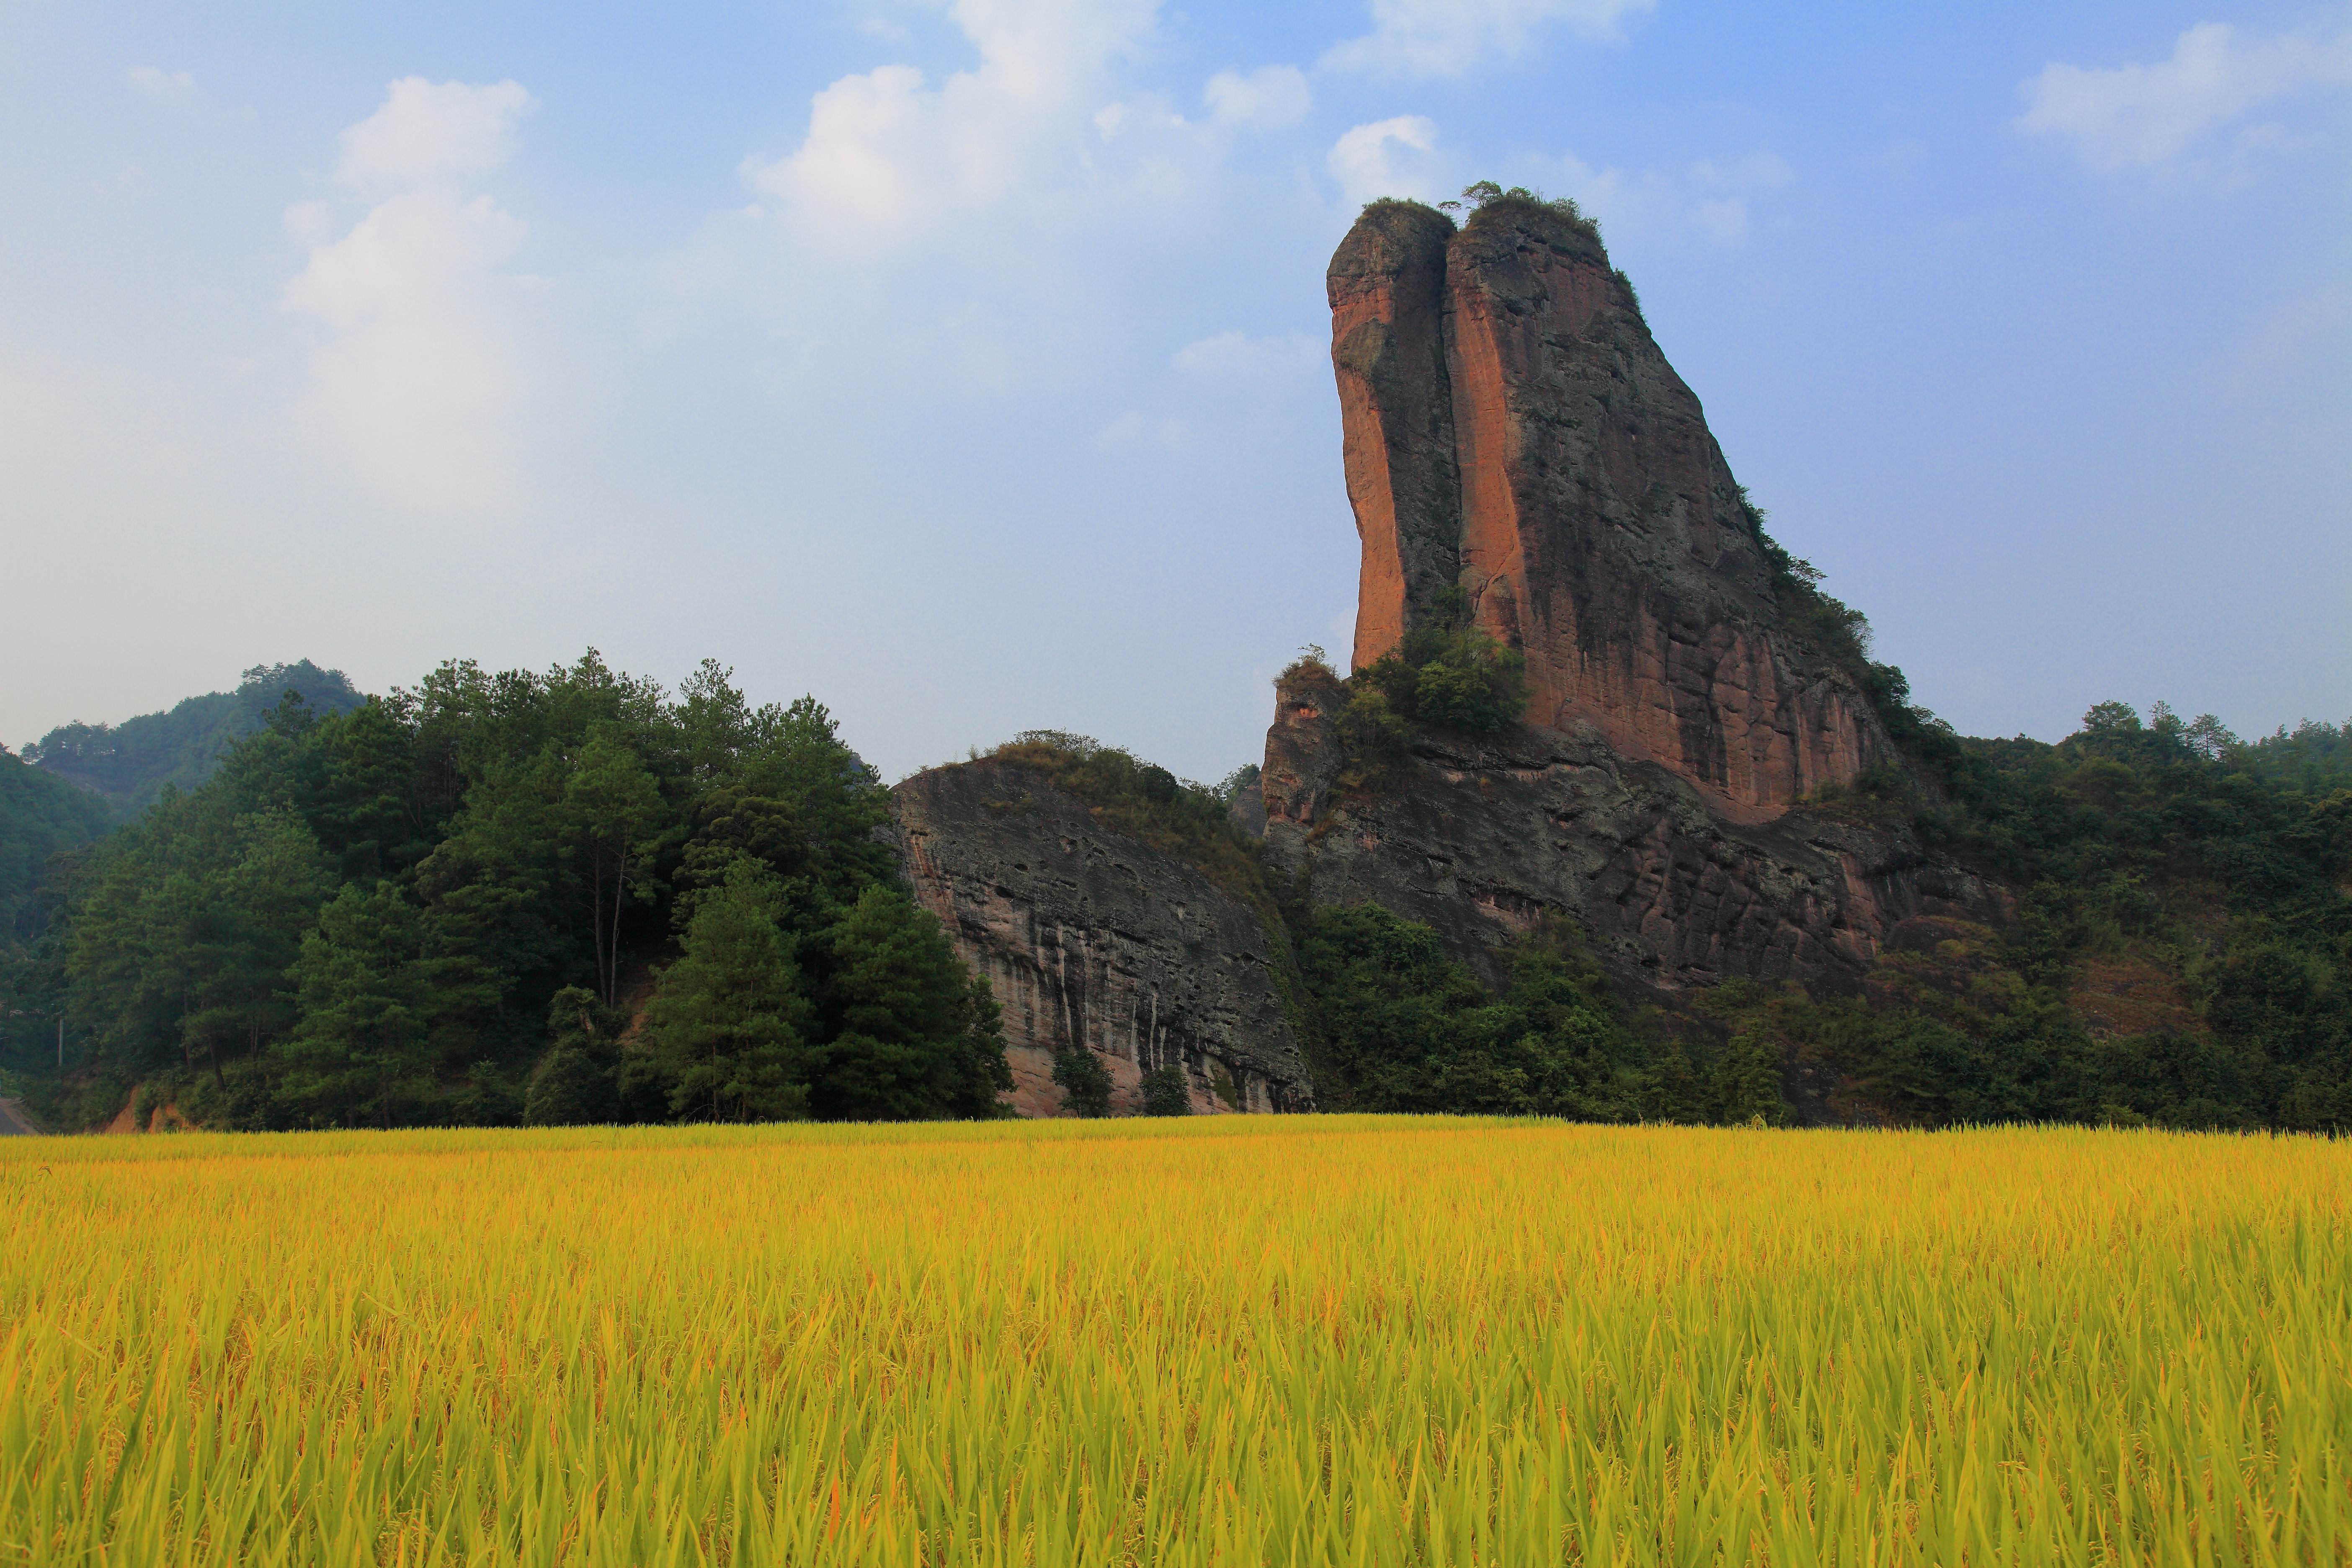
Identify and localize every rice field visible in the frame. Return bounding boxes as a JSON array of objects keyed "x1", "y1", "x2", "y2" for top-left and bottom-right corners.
[{"x1": 0, "y1": 1118, "x2": 2345, "y2": 1566}]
